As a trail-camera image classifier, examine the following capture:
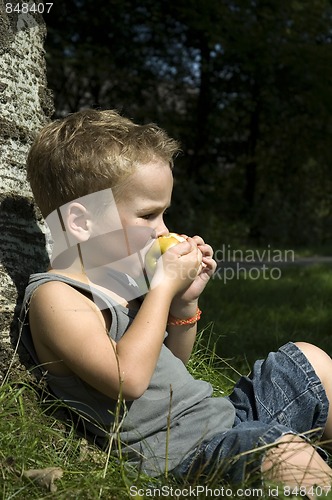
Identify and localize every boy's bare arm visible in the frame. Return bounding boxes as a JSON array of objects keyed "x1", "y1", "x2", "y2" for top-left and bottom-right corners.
[
  {"x1": 29, "y1": 240, "x2": 201, "y2": 401},
  {"x1": 164, "y1": 236, "x2": 217, "y2": 364},
  {"x1": 164, "y1": 322, "x2": 198, "y2": 365}
]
